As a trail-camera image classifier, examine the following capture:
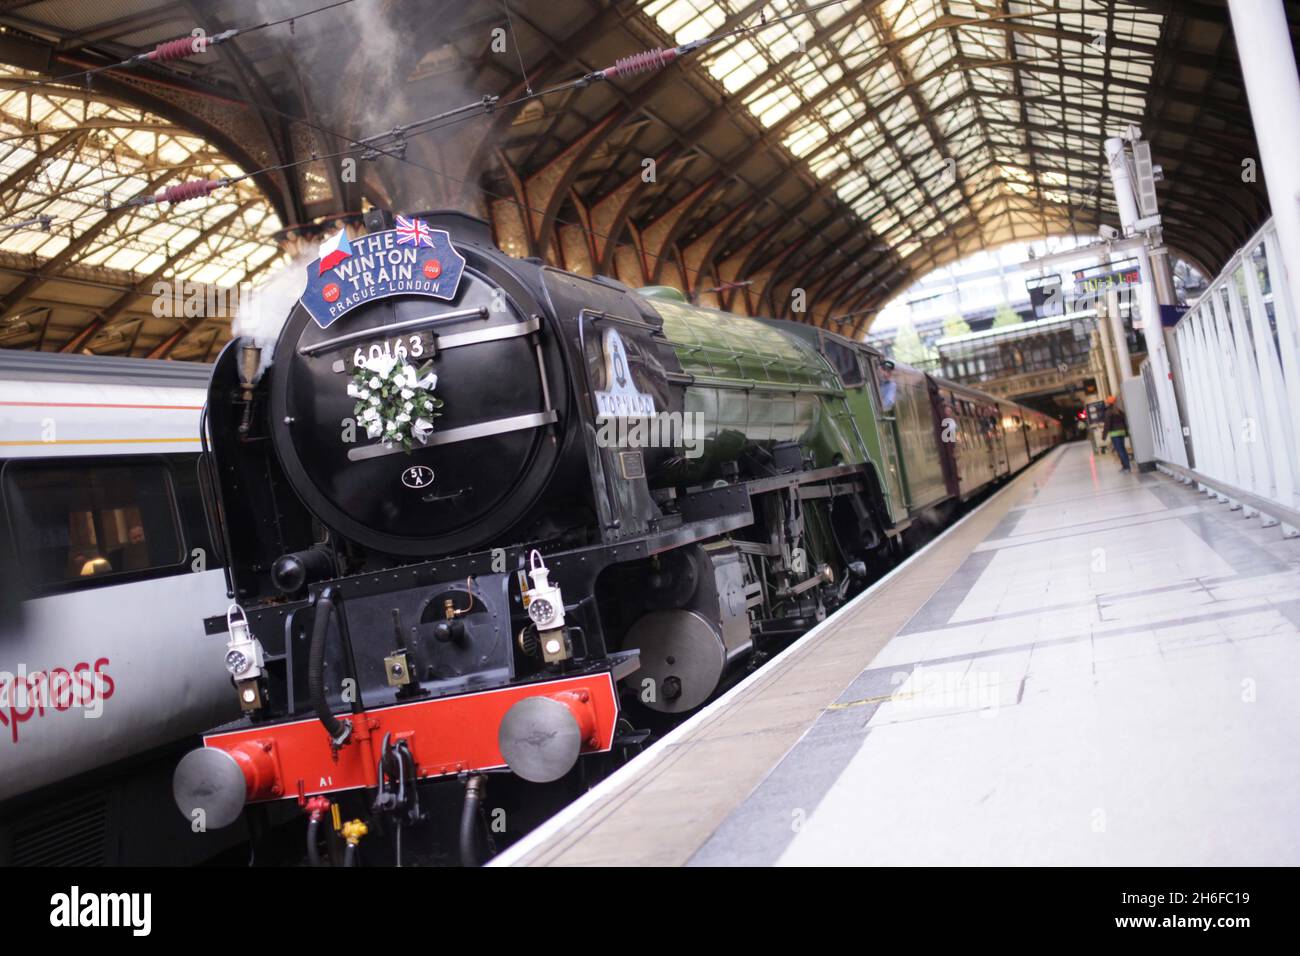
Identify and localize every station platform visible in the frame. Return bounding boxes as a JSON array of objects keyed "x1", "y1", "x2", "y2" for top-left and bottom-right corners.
[{"x1": 495, "y1": 442, "x2": 1300, "y2": 866}]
